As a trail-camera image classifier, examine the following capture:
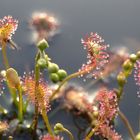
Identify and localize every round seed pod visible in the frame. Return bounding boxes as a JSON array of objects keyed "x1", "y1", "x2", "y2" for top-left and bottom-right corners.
[
  {"x1": 117, "y1": 72, "x2": 126, "y2": 87},
  {"x1": 37, "y1": 39, "x2": 49, "y2": 51},
  {"x1": 50, "y1": 73, "x2": 59, "y2": 83},
  {"x1": 57, "y1": 69, "x2": 67, "y2": 81},
  {"x1": 6, "y1": 68, "x2": 20, "y2": 89},
  {"x1": 48, "y1": 63, "x2": 59, "y2": 73},
  {"x1": 130, "y1": 54, "x2": 137, "y2": 63},
  {"x1": 123, "y1": 59, "x2": 133, "y2": 71},
  {"x1": 37, "y1": 58, "x2": 47, "y2": 68},
  {"x1": 136, "y1": 51, "x2": 140, "y2": 59}
]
